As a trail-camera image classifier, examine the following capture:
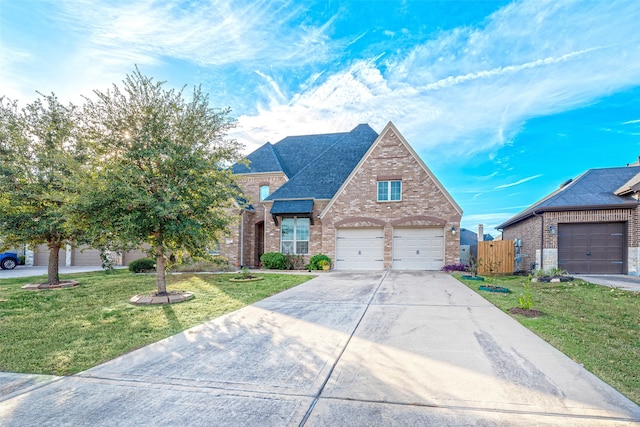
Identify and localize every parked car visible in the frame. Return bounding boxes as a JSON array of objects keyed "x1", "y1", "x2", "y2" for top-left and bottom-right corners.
[{"x1": 0, "y1": 252, "x2": 20, "y2": 270}]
